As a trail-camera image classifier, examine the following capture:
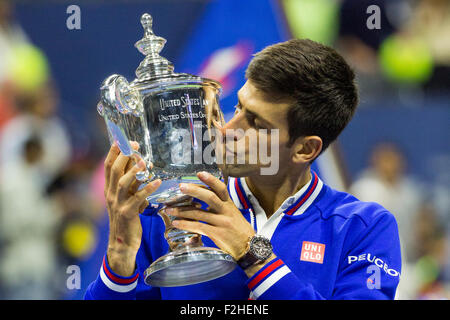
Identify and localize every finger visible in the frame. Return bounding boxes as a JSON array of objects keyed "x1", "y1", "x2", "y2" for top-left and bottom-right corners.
[
  {"x1": 127, "y1": 142, "x2": 143, "y2": 172},
  {"x1": 165, "y1": 207, "x2": 223, "y2": 226},
  {"x1": 138, "y1": 200, "x2": 149, "y2": 213},
  {"x1": 117, "y1": 159, "x2": 147, "y2": 201},
  {"x1": 197, "y1": 171, "x2": 230, "y2": 202},
  {"x1": 171, "y1": 219, "x2": 215, "y2": 238},
  {"x1": 130, "y1": 141, "x2": 140, "y2": 151},
  {"x1": 108, "y1": 153, "x2": 133, "y2": 195},
  {"x1": 179, "y1": 183, "x2": 223, "y2": 212},
  {"x1": 124, "y1": 157, "x2": 135, "y2": 174},
  {"x1": 108, "y1": 141, "x2": 140, "y2": 194},
  {"x1": 104, "y1": 143, "x2": 120, "y2": 192},
  {"x1": 129, "y1": 179, "x2": 143, "y2": 195},
  {"x1": 128, "y1": 161, "x2": 154, "y2": 195},
  {"x1": 130, "y1": 179, "x2": 162, "y2": 207}
]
